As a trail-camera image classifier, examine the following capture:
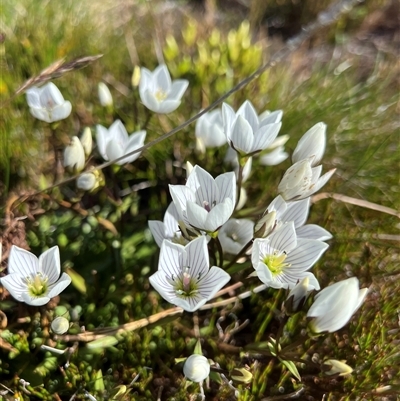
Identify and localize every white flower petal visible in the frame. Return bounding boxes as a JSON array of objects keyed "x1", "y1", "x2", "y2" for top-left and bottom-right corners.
[
  {"x1": 269, "y1": 222, "x2": 297, "y2": 253},
  {"x1": 187, "y1": 166, "x2": 218, "y2": 206},
  {"x1": 47, "y1": 273, "x2": 72, "y2": 298},
  {"x1": 149, "y1": 221, "x2": 168, "y2": 247},
  {"x1": 96, "y1": 124, "x2": 109, "y2": 160},
  {"x1": 215, "y1": 172, "x2": 236, "y2": 204},
  {"x1": 186, "y1": 237, "x2": 210, "y2": 278},
  {"x1": 230, "y1": 115, "x2": 254, "y2": 154},
  {"x1": 8, "y1": 246, "x2": 38, "y2": 276},
  {"x1": 158, "y1": 240, "x2": 185, "y2": 278},
  {"x1": 21, "y1": 293, "x2": 50, "y2": 306},
  {"x1": 198, "y1": 266, "x2": 231, "y2": 299},
  {"x1": 238, "y1": 100, "x2": 259, "y2": 132},
  {"x1": 154, "y1": 64, "x2": 172, "y2": 93},
  {"x1": 39, "y1": 246, "x2": 60, "y2": 283},
  {"x1": 296, "y1": 224, "x2": 332, "y2": 241},
  {"x1": 259, "y1": 146, "x2": 288, "y2": 166},
  {"x1": 252, "y1": 122, "x2": 281, "y2": 153},
  {"x1": 186, "y1": 201, "x2": 208, "y2": 230},
  {"x1": 168, "y1": 80, "x2": 189, "y2": 100},
  {"x1": 282, "y1": 198, "x2": 310, "y2": 228},
  {"x1": 0, "y1": 274, "x2": 25, "y2": 301},
  {"x1": 286, "y1": 239, "x2": 328, "y2": 272},
  {"x1": 259, "y1": 110, "x2": 283, "y2": 126}
]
